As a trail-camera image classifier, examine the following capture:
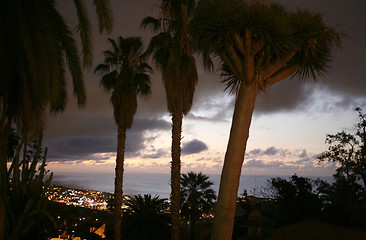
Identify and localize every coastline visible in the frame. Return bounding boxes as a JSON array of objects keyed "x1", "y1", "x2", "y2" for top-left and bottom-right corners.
[{"x1": 51, "y1": 171, "x2": 333, "y2": 199}]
